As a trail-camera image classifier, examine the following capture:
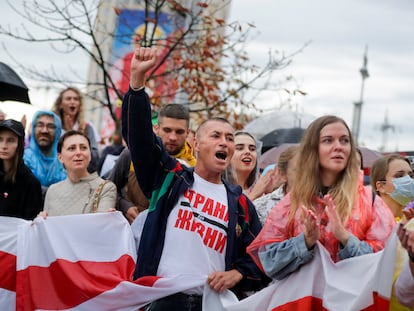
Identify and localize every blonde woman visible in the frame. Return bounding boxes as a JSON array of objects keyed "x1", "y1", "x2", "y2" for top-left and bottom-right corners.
[
  {"x1": 247, "y1": 115, "x2": 394, "y2": 280},
  {"x1": 53, "y1": 87, "x2": 100, "y2": 172}
]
